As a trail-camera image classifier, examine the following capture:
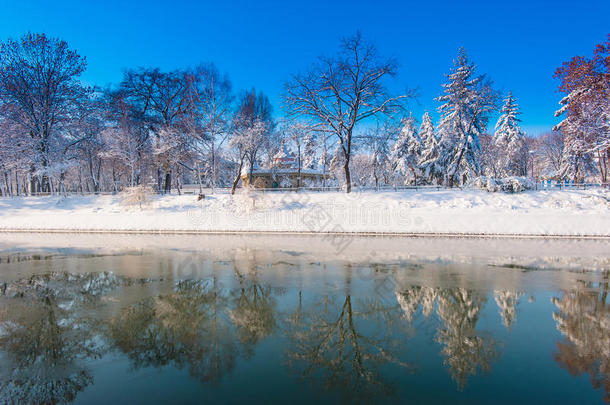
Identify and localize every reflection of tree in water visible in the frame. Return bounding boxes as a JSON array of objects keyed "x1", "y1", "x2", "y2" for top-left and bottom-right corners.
[
  {"x1": 396, "y1": 286, "x2": 438, "y2": 321},
  {"x1": 494, "y1": 290, "x2": 522, "y2": 331},
  {"x1": 435, "y1": 288, "x2": 498, "y2": 390},
  {"x1": 108, "y1": 252, "x2": 285, "y2": 383},
  {"x1": 229, "y1": 260, "x2": 283, "y2": 358},
  {"x1": 552, "y1": 279, "x2": 609, "y2": 402},
  {"x1": 109, "y1": 278, "x2": 237, "y2": 383},
  {"x1": 230, "y1": 284, "x2": 278, "y2": 357},
  {"x1": 0, "y1": 272, "x2": 119, "y2": 404},
  {"x1": 395, "y1": 285, "x2": 499, "y2": 391},
  {"x1": 284, "y1": 289, "x2": 411, "y2": 403}
]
